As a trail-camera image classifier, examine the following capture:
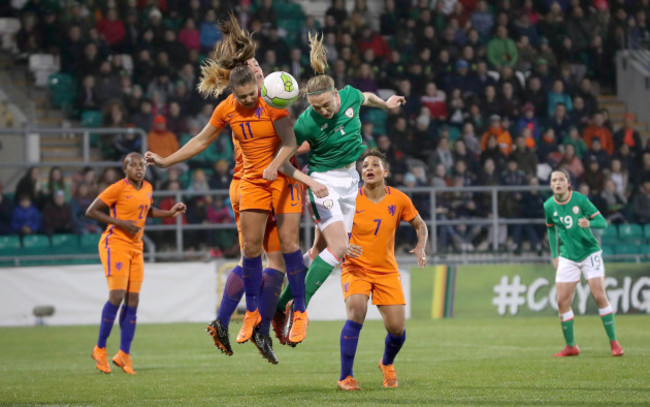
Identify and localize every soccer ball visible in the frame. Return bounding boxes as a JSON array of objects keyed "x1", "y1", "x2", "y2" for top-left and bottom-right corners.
[{"x1": 261, "y1": 71, "x2": 300, "y2": 109}]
